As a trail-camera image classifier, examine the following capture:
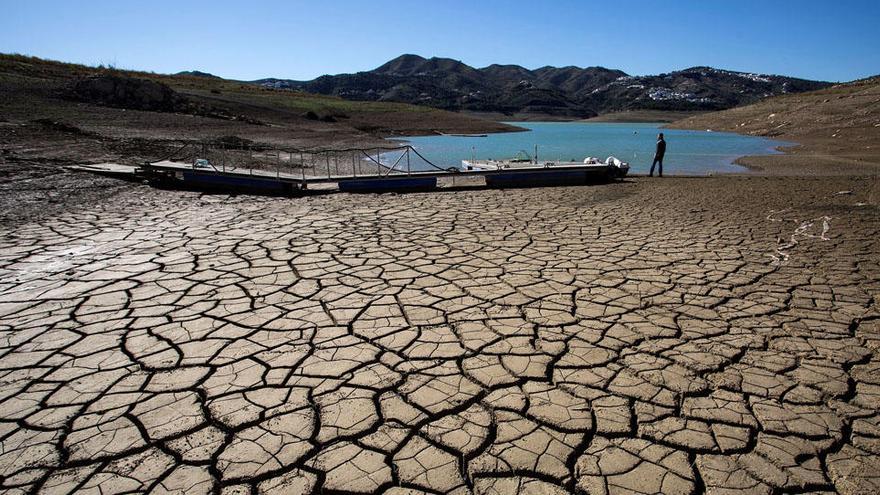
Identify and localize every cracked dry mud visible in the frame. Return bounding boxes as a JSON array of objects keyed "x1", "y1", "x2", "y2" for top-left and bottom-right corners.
[{"x1": 0, "y1": 176, "x2": 878, "y2": 494}]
